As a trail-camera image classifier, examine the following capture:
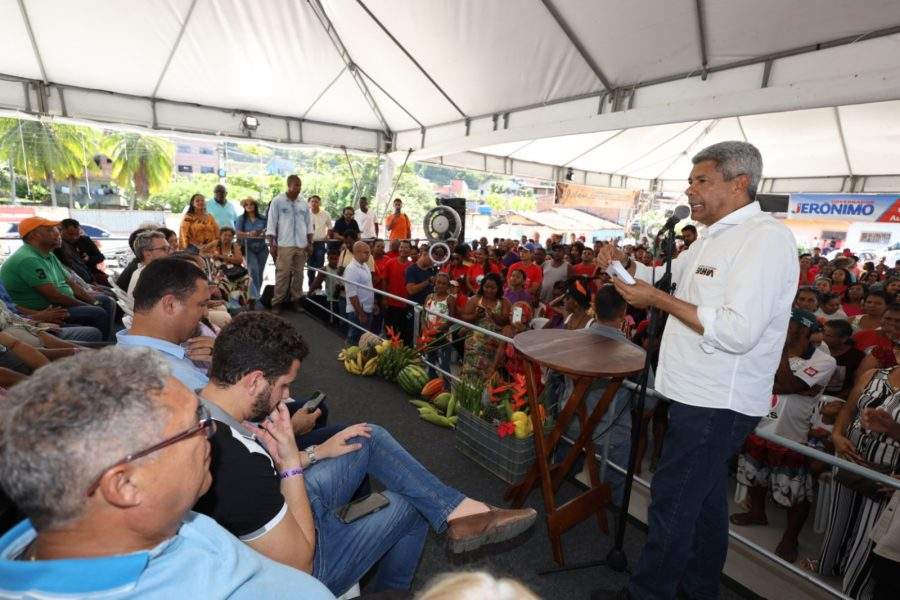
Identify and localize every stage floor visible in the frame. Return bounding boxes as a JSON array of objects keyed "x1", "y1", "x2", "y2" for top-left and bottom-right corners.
[{"x1": 284, "y1": 309, "x2": 757, "y2": 599}]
